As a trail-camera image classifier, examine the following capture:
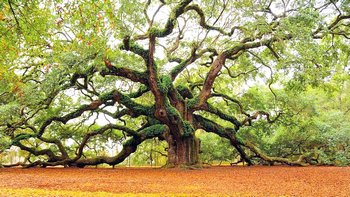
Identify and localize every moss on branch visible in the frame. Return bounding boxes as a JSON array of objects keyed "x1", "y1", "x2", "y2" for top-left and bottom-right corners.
[
  {"x1": 176, "y1": 85, "x2": 193, "y2": 99},
  {"x1": 100, "y1": 65, "x2": 148, "y2": 84},
  {"x1": 128, "y1": 85, "x2": 149, "y2": 98},
  {"x1": 113, "y1": 90, "x2": 155, "y2": 116},
  {"x1": 187, "y1": 97, "x2": 200, "y2": 109},
  {"x1": 158, "y1": 75, "x2": 173, "y2": 94},
  {"x1": 206, "y1": 104, "x2": 241, "y2": 129},
  {"x1": 120, "y1": 40, "x2": 149, "y2": 61},
  {"x1": 147, "y1": 0, "x2": 192, "y2": 37},
  {"x1": 193, "y1": 114, "x2": 230, "y2": 138},
  {"x1": 140, "y1": 124, "x2": 168, "y2": 138},
  {"x1": 182, "y1": 120, "x2": 194, "y2": 137}
]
